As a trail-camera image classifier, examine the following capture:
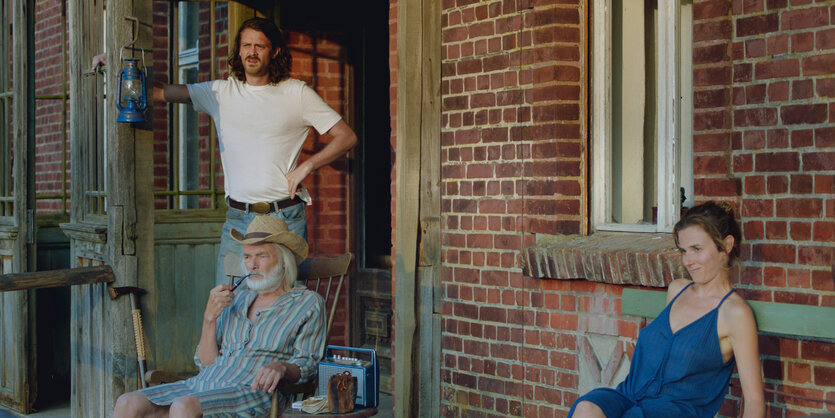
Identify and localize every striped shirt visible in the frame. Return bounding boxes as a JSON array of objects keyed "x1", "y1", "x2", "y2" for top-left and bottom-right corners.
[{"x1": 139, "y1": 286, "x2": 326, "y2": 417}]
